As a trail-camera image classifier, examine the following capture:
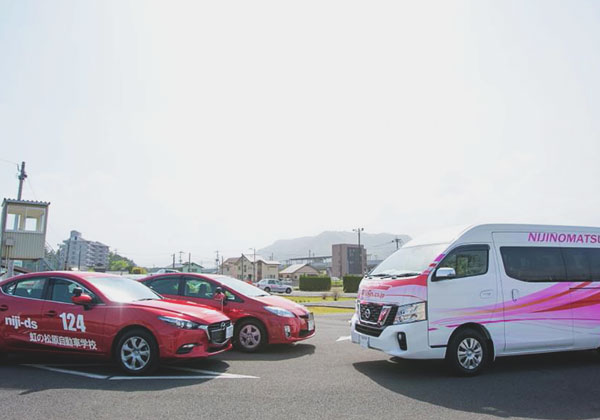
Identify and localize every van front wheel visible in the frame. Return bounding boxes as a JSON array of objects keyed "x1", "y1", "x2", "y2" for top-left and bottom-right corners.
[{"x1": 446, "y1": 328, "x2": 489, "y2": 376}]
